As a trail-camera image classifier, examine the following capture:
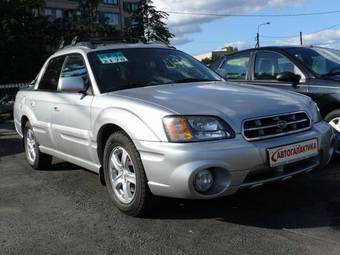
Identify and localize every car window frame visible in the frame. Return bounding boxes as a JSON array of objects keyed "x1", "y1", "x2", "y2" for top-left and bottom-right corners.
[
  {"x1": 37, "y1": 55, "x2": 66, "y2": 92},
  {"x1": 251, "y1": 50, "x2": 306, "y2": 83},
  {"x1": 36, "y1": 53, "x2": 93, "y2": 95},
  {"x1": 218, "y1": 52, "x2": 252, "y2": 81}
]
